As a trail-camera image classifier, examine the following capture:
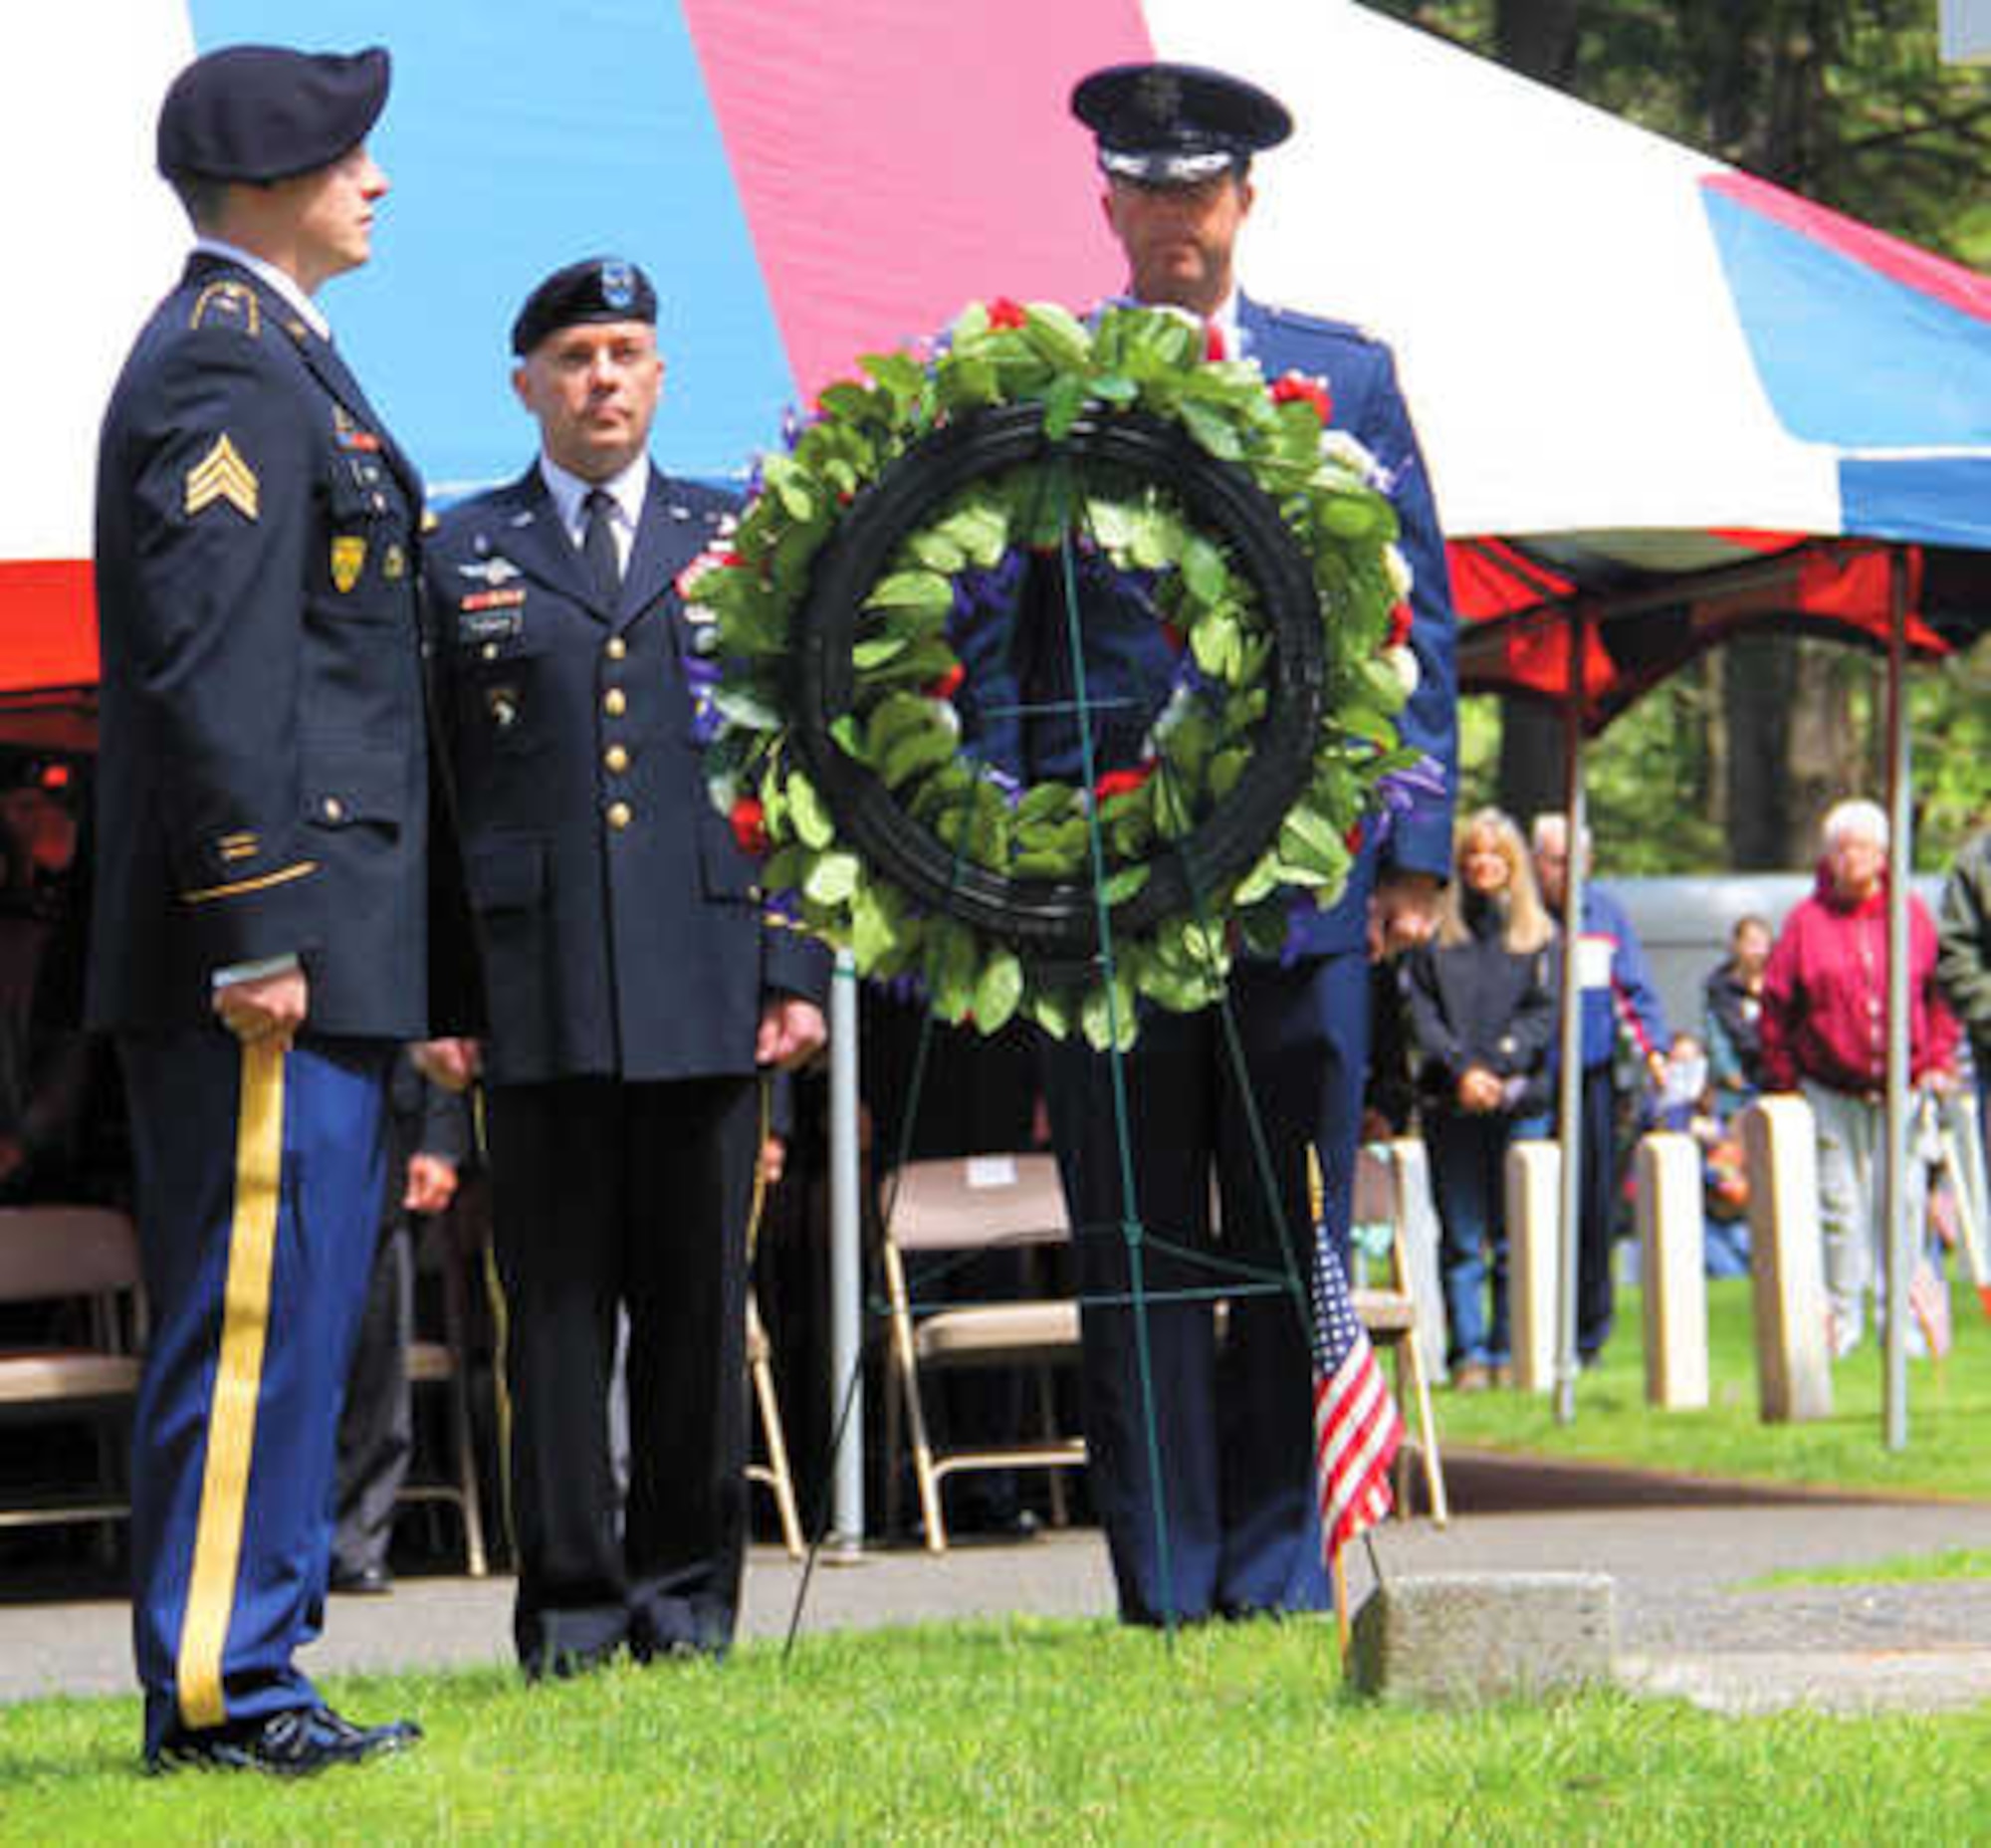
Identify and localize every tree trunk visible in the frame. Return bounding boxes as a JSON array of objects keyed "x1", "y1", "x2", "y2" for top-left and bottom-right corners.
[
  {"x1": 1719, "y1": 635, "x2": 1794, "y2": 868},
  {"x1": 1786, "y1": 640, "x2": 1871, "y2": 861},
  {"x1": 1497, "y1": 701, "x2": 1567, "y2": 826},
  {"x1": 1493, "y1": 0, "x2": 1583, "y2": 89}
]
